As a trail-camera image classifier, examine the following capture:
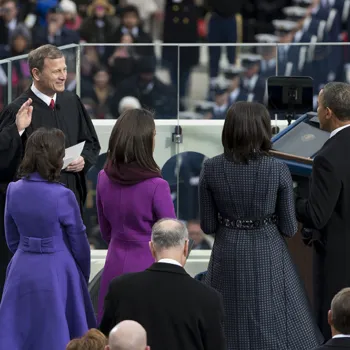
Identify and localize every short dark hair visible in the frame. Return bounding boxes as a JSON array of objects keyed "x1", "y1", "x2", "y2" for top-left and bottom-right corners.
[
  {"x1": 222, "y1": 101, "x2": 272, "y2": 163},
  {"x1": 322, "y1": 82, "x2": 350, "y2": 121},
  {"x1": 121, "y1": 5, "x2": 139, "y2": 18},
  {"x1": 18, "y1": 128, "x2": 65, "y2": 182},
  {"x1": 28, "y1": 44, "x2": 63, "y2": 76},
  {"x1": 107, "y1": 108, "x2": 159, "y2": 172},
  {"x1": 331, "y1": 288, "x2": 350, "y2": 334}
]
